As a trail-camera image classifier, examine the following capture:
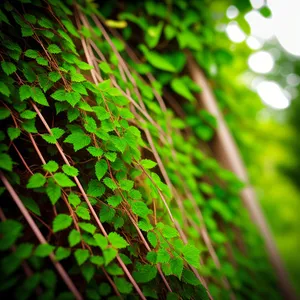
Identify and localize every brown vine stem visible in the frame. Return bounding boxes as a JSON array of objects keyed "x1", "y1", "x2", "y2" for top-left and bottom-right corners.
[
  {"x1": 0, "y1": 171, "x2": 83, "y2": 300},
  {"x1": 31, "y1": 102, "x2": 146, "y2": 300}
]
